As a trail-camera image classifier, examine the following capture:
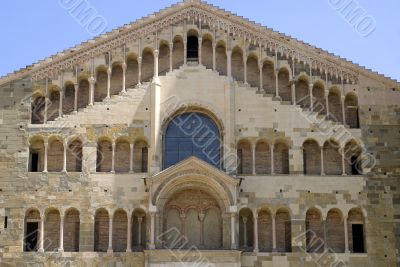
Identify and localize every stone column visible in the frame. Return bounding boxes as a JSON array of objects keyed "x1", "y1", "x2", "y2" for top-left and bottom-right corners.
[
  {"x1": 154, "y1": 50, "x2": 159, "y2": 78},
  {"x1": 227, "y1": 50, "x2": 232, "y2": 78},
  {"x1": 252, "y1": 144, "x2": 256, "y2": 175},
  {"x1": 111, "y1": 141, "x2": 115, "y2": 173},
  {"x1": 169, "y1": 42, "x2": 173, "y2": 72},
  {"x1": 270, "y1": 145, "x2": 274, "y2": 175},
  {"x1": 309, "y1": 84, "x2": 314, "y2": 111},
  {"x1": 344, "y1": 216, "x2": 350, "y2": 253},
  {"x1": 325, "y1": 91, "x2": 330, "y2": 119},
  {"x1": 59, "y1": 88, "x2": 63, "y2": 118},
  {"x1": 242, "y1": 216, "x2": 248, "y2": 247},
  {"x1": 231, "y1": 213, "x2": 236, "y2": 249},
  {"x1": 58, "y1": 214, "x2": 64, "y2": 252},
  {"x1": 74, "y1": 82, "x2": 78, "y2": 112},
  {"x1": 341, "y1": 148, "x2": 346, "y2": 175},
  {"x1": 275, "y1": 69, "x2": 279, "y2": 98},
  {"x1": 272, "y1": 214, "x2": 277, "y2": 252},
  {"x1": 122, "y1": 62, "x2": 127, "y2": 93},
  {"x1": 44, "y1": 79, "x2": 48, "y2": 123},
  {"x1": 199, "y1": 213, "x2": 205, "y2": 247},
  {"x1": 198, "y1": 37, "x2": 202, "y2": 65},
  {"x1": 259, "y1": 62, "x2": 263, "y2": 92},
  {"x1": 126, "y1": 212, "x2": 132, "y2": 252},
  {"x1": 253, "y1": 212, "x2": 259, "y2": 252},
  {"x1": 212, "y1": 41, "x2": 216, "y2": 71},
  {"x1": 184, "y1": 41, "x2": 187, "y2": 65},
  {"x1": 129, "y1": 143, "x2": 134, "y2": 173},
  {"x1": 341, "y1": 96, "x2": 346, "y2": 125},
  {"x1": 149, "y1": 212, "x2": 156, "y2": 249},
  {"x1": 107, "y1": 213, "x2": 113, "y2": 253},
  {"x1": 88, "y1": 76, "x2": 95, "y2": 106},
  {"x1": 321, "y1": 146, "x2": 325, "y2": 175},
  {"x1": 138, "y1": 57, "x2": 142, "y2": 85},
  {"x1": 38, "y1": 213, "x2": 45, "y2": 252},
  {"x1": 291, "y1": 83, "x2": 296, "y2": 105},
  {"x1": 43, "y1": 140, "x2": 48, "y2": 173},
  {"x1": 62, "y1": 140, "x2": 67, "y2": 173}
]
